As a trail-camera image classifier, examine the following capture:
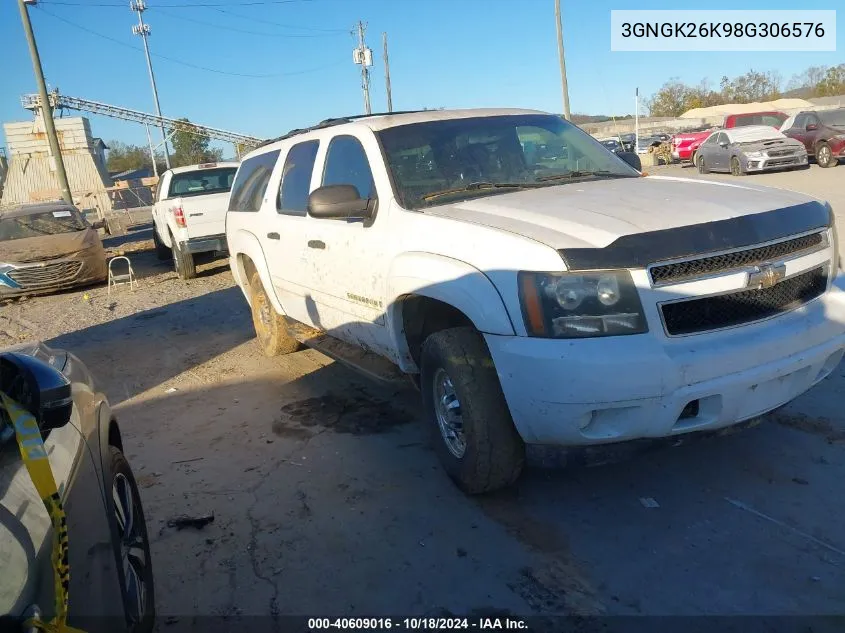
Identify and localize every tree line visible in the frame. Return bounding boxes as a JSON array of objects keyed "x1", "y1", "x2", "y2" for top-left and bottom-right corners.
[
  {"x1": 106, "y1": 117, "x2": 224, "y2": 176},
  {"x1": 647, "y1": 64, "x2": 845, "y2": 118}
]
